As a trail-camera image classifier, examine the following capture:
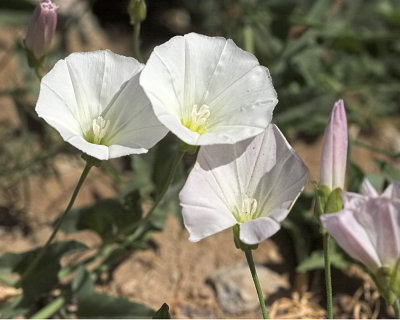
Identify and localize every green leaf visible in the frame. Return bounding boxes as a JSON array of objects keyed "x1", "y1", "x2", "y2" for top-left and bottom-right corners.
[
  {"x1": 59, "y1": 198, "x2": 142, "y2": 242},
  {"x1": 296, "y1": 247, "x2": 351, "y2": 273},
  {"x1": 75, "y1": 269, "x2": 154, "y2": 318},
  {"x1": 0, "y1": 241, "x2": 87, "y2": 306},
  {"x1": 153, "y1": 303, "x2": 172, "y2": 319}
]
